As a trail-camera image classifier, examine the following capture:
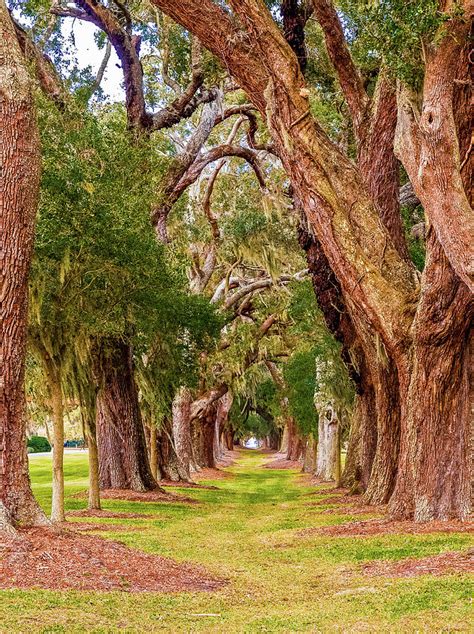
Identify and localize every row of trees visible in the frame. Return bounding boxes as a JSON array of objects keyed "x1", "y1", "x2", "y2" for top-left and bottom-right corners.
[{"x1": 1, "y1": 0, "x2": 471, "y2": 533}]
